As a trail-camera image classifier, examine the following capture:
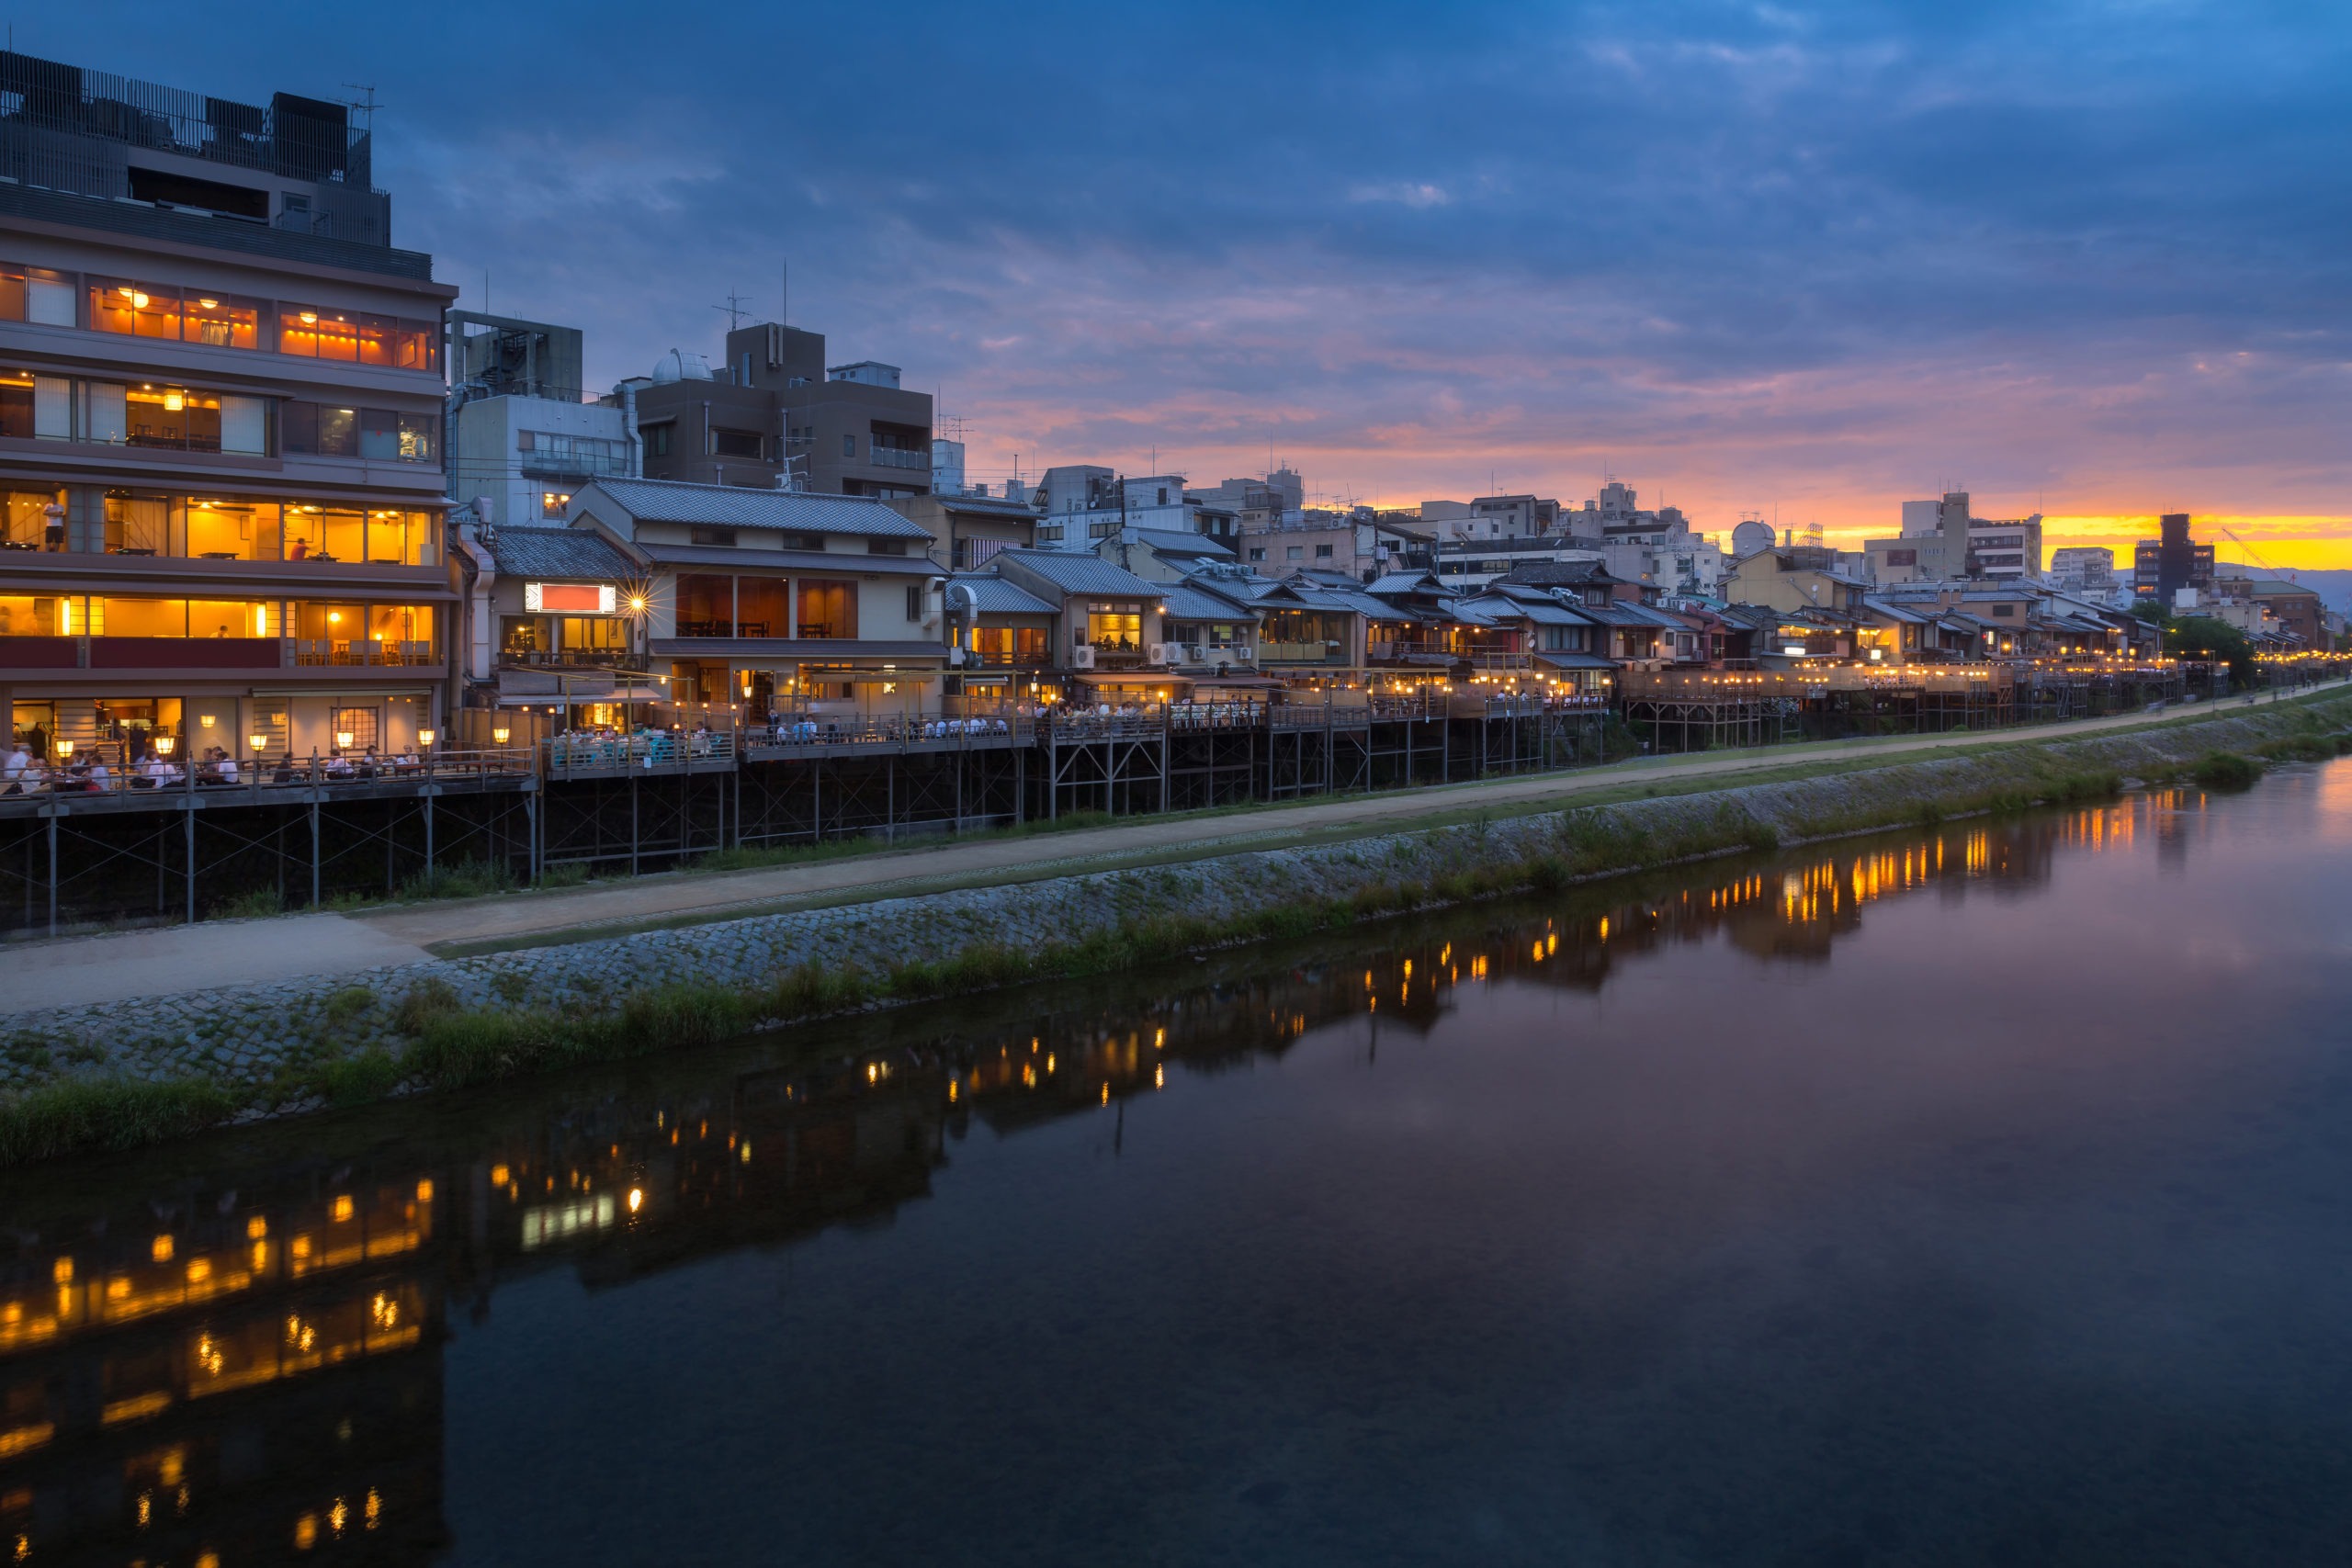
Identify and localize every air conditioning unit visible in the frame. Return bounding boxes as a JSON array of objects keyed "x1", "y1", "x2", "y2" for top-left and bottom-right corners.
[
  {"x1": 1184, "y1": 644, "x2": 1207, "y2": 664},
  {"x1": 1148, "y1": 643, "x2": 1170, "y2": 666},
  {"x1": 1236, "y1": 646, "x2": 1255, "y2": 662},
  {"x1": 1072, "y1": 646, "x2": 1096, "y2": 670}
]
